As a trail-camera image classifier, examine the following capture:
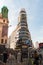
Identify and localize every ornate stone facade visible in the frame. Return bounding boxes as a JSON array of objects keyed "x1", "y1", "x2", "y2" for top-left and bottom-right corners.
[{"x1": 0, "y1": 6, "x2": 9, "y2": 44}]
